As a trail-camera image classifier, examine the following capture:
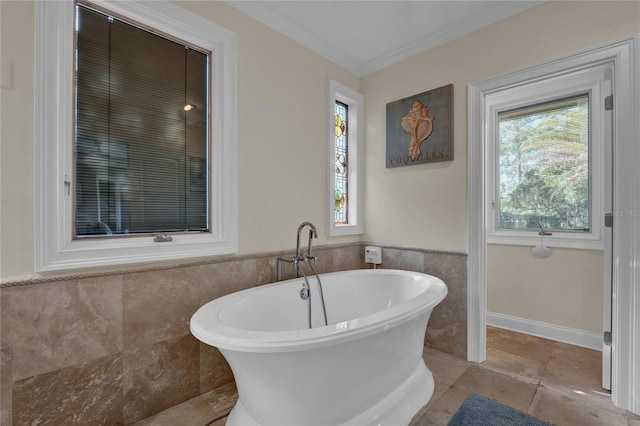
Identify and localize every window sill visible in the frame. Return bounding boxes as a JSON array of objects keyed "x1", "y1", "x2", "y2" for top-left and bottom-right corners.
[
  {"x1": 328, "y1": 223, "x2": 363, "y2": 237},
  {"x1": 37, "y1": 233, "x2": 237, "y2": 273},
  {"x1": 487, "y1": 232, "x2": 604, "y2": 250}
]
